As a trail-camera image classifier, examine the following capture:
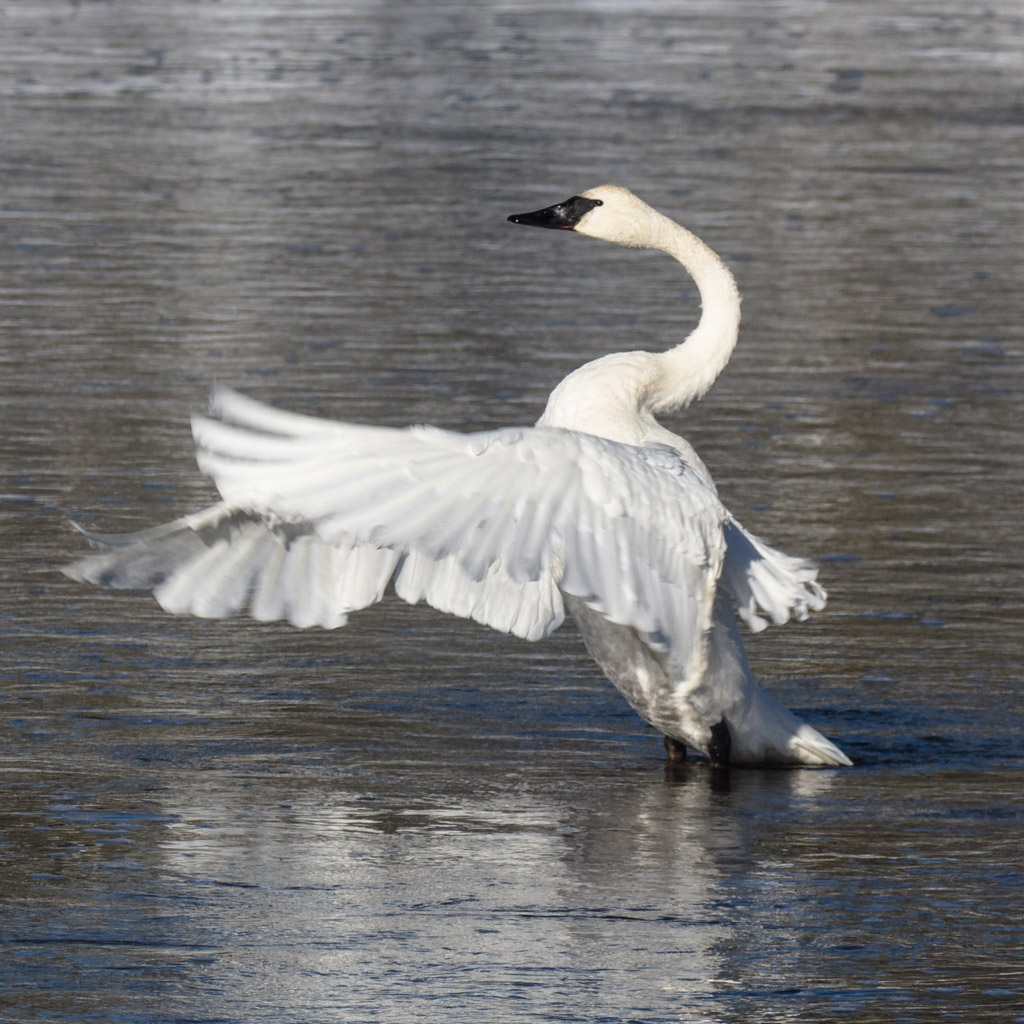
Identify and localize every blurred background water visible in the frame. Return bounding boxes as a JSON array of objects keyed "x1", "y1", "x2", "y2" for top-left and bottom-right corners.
[{"x1": 2, "y1": 1, "x2": 1022, "y2": 1022}]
